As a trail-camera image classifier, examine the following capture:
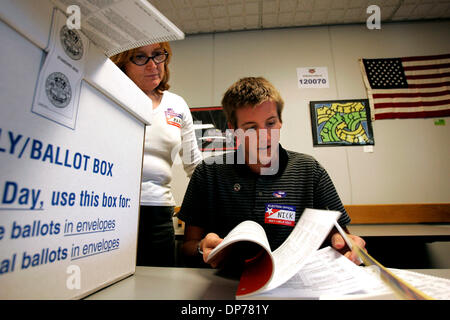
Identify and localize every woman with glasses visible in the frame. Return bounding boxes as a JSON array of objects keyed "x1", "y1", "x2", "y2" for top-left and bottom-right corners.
[{"x1": 111, "y1": 43, "x2": 202, "y2": 267}]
